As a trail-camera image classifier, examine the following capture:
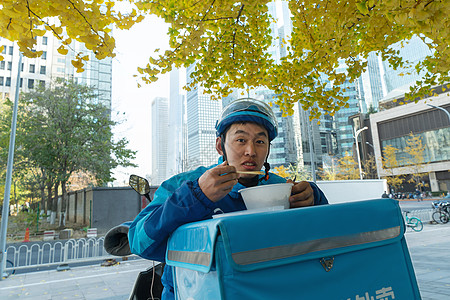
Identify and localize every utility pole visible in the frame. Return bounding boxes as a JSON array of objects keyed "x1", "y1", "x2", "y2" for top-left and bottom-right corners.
[{"x1": 0, "y1": 53, "x2": 22, "y2": 280}]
